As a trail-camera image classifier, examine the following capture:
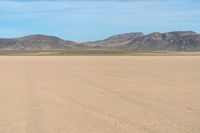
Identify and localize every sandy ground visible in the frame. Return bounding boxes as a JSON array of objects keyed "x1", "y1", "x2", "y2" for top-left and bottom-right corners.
[{"x1": 0, "y1": 56, "x2": 199, "y2": 133}]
